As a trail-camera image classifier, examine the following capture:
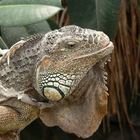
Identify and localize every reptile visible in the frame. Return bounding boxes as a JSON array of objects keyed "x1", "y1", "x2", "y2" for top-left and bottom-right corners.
[{"x1": 0, "y1": 25, "x2": 114, "y2": 138}]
